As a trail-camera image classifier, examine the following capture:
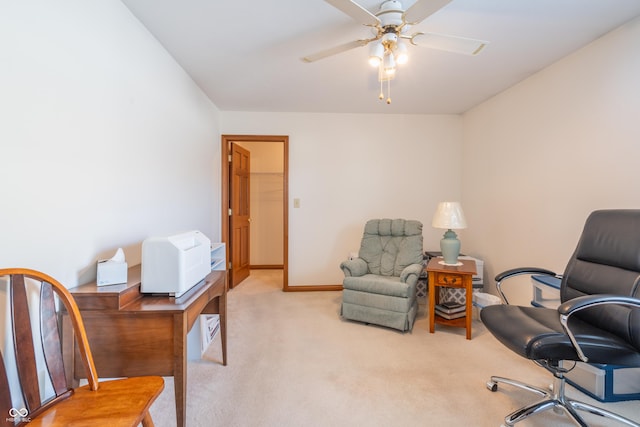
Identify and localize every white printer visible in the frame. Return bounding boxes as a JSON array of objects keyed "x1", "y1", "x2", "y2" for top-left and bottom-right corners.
[{"x1": 141, "y1": 230, "x2": 211, "y2": 297}]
